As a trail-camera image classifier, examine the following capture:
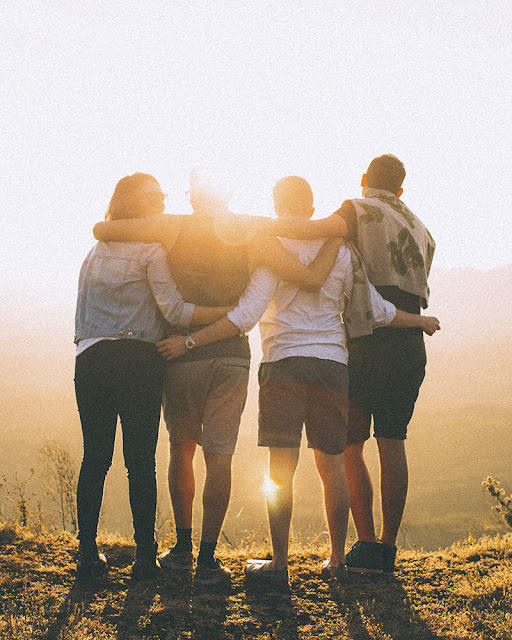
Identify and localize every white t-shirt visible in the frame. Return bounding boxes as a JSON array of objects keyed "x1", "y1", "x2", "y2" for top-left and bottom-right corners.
[{"x1": 227, "y1": 239, "x2": 396, "y2": 365}]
